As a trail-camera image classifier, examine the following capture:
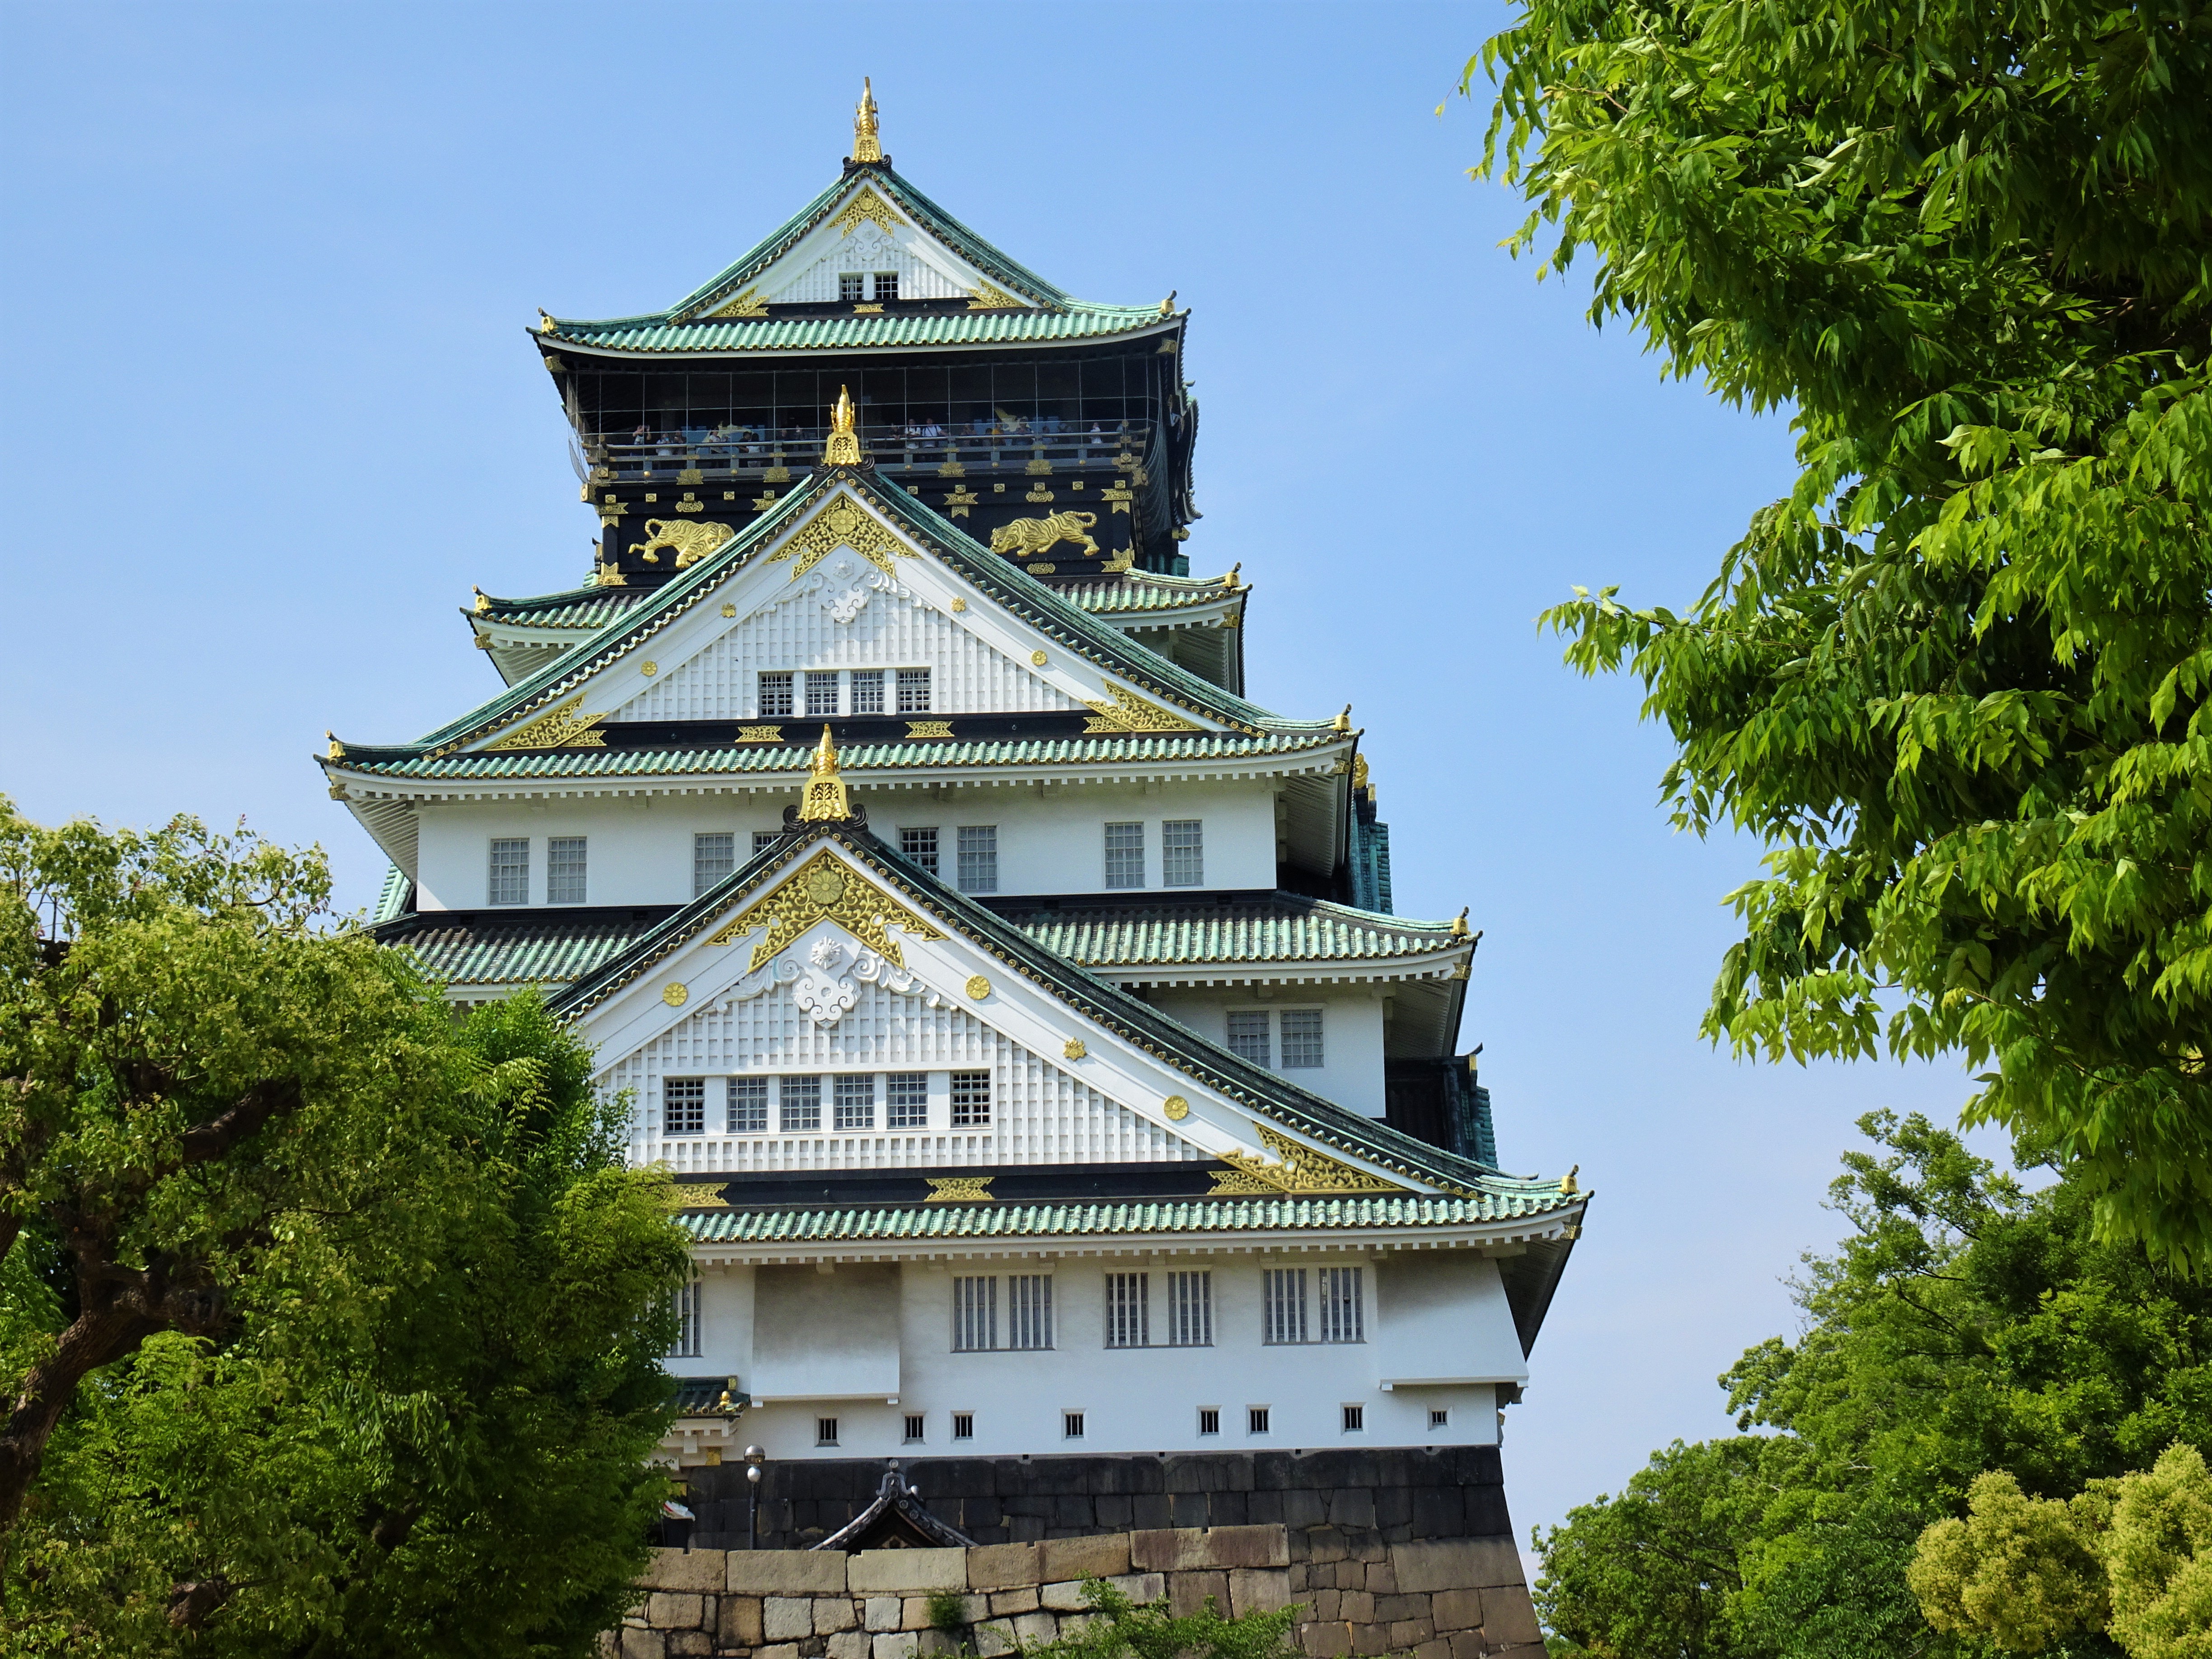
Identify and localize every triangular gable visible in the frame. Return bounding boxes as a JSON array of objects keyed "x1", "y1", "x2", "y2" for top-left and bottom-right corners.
[{"x1": 553, "y1": 820, "x2": 1560, "y2": 1206}]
